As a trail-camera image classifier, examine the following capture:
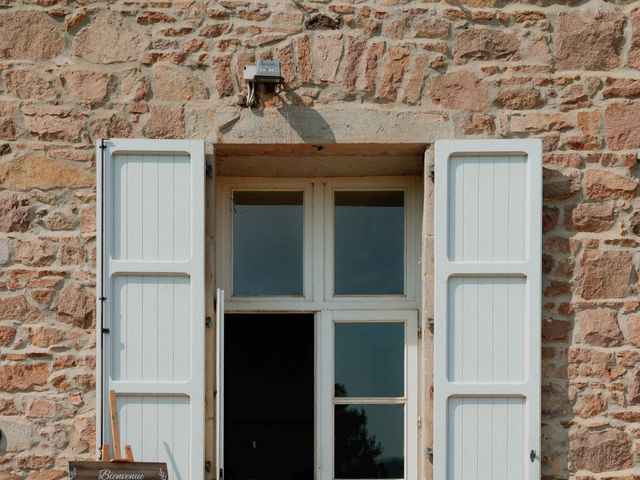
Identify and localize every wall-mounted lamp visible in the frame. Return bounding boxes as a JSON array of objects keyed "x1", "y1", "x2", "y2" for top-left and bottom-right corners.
[{"x1": 240, "y1": 60, "x2": 284, "y2": 107}]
